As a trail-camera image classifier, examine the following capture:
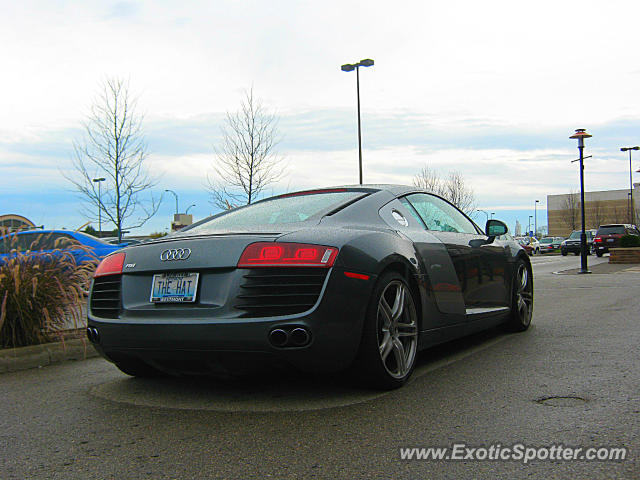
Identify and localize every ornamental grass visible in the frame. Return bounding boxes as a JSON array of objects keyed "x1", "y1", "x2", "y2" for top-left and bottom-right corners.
[{"x1": 0, "y1": 233, "x2": 98, "y2": 348}]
